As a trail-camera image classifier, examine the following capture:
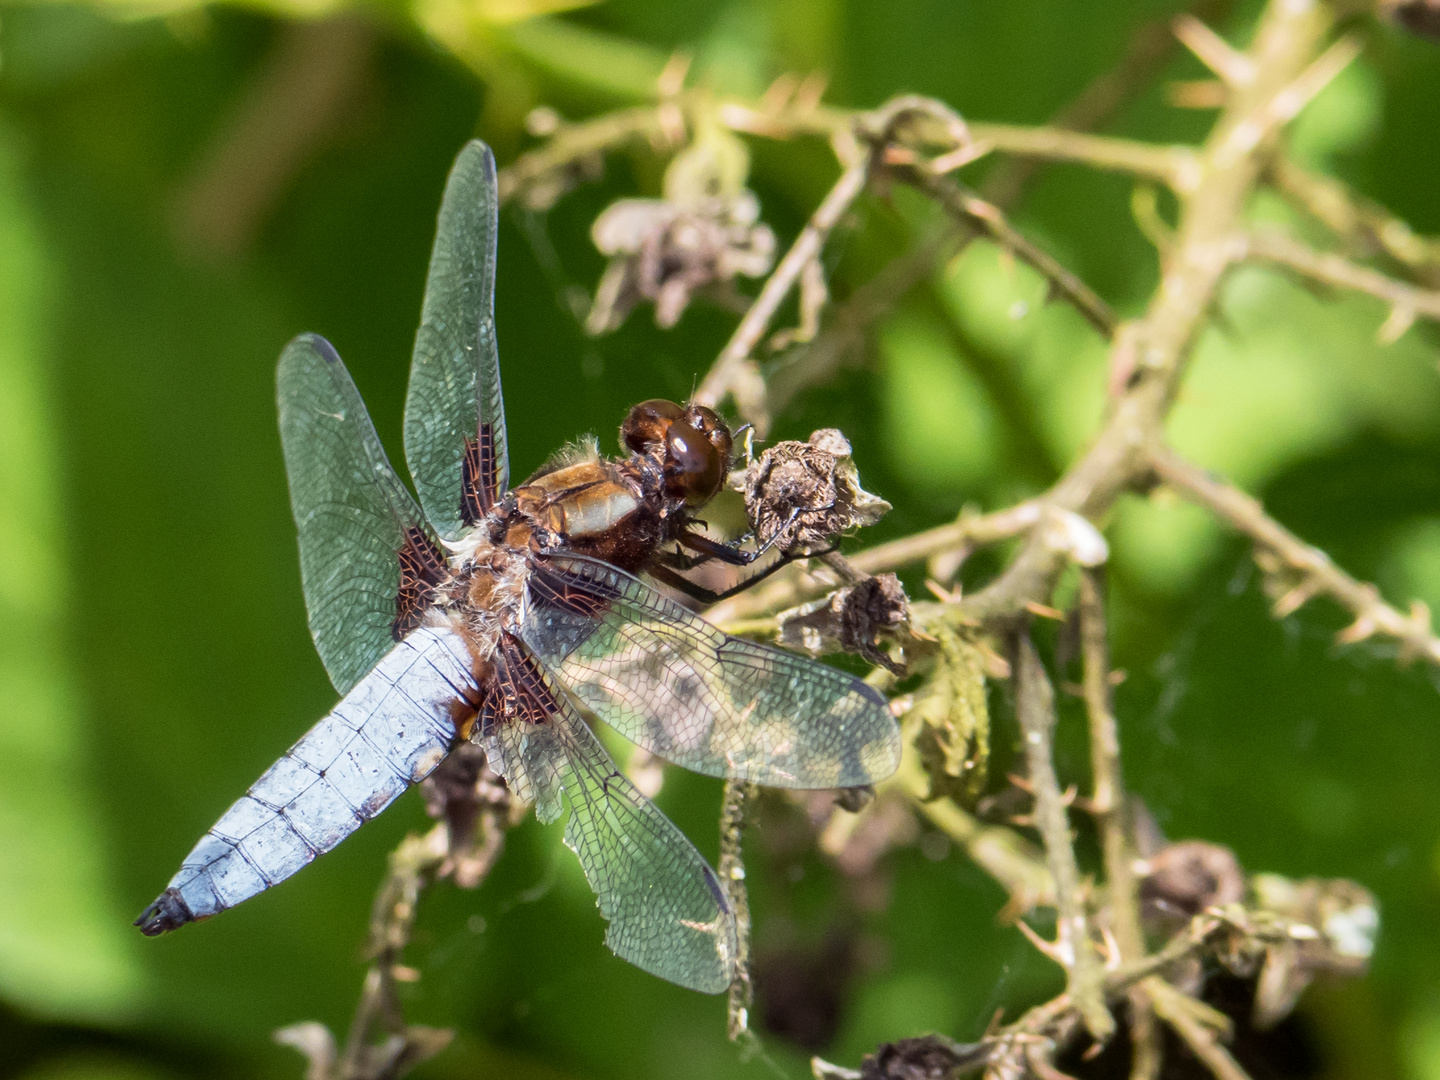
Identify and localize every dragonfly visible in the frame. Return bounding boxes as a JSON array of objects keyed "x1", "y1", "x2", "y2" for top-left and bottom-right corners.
[{"x1": 136, "y1": 141, "x2": 901, "y2": 993}]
